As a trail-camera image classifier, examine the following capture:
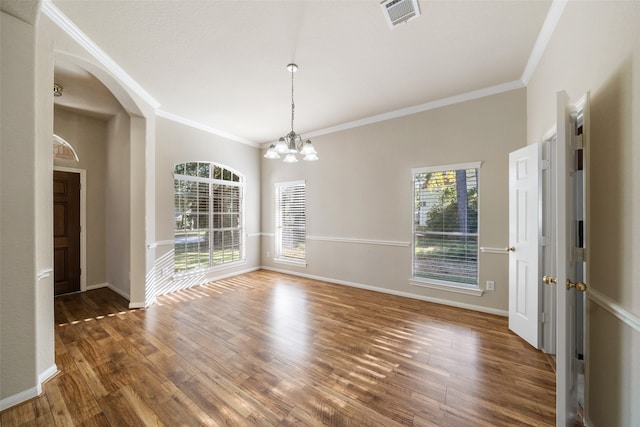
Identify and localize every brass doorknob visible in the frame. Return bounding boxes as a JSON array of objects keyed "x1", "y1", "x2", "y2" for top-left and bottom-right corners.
[
  {"x1": 567, "y1": 280, "x2": 587, "y2": 292},
  {"x1": 505, "y1": 246, "x2": 516, "y2": 252},
  {"x1": 542, "y1": 275, "x2": 557, "y2": 285}
]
